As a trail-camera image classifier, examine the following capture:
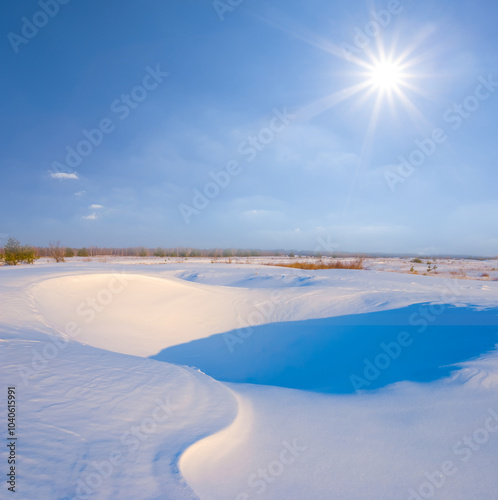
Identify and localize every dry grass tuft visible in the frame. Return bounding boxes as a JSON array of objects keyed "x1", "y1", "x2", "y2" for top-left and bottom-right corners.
[{"x1": 270, "y1": 258, "x2": 364, "y2": 271}]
